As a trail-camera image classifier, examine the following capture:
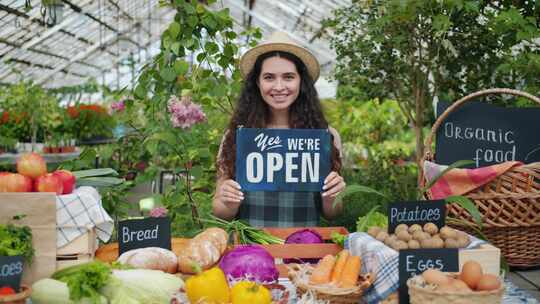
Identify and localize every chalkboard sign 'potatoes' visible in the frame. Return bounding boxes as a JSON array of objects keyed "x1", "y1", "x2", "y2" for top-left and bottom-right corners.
[
  {"x1": 368, "y1": 224, "x2": 471, "y2": 250},
  {"x1": 177, "y1": 227, "x2": 229, "y2": 274}
]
